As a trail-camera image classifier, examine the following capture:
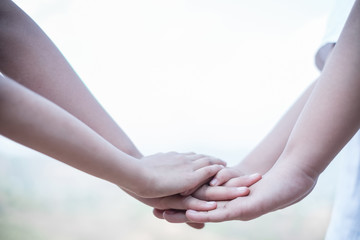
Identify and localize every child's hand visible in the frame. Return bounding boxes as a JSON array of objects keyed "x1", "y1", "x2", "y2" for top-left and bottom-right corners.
[
  {"x1": 134, "y1": 152, "x2": 226, "y2": 198},
  {"x1": 126, "y1": 189, "x2": 218, "y2": 212},
  {"x1": 153, "y1": 169, "x2": 261, "y2": 227},
  {"x1": 192, "y1": 169, "x2": 261, "y2": 201},
  {"x1": 185, "y1": 163, "x2": 317, "y2": 222},
  {"x1": 123, "y1": 187, "x2": 218, "y2": 230}
]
